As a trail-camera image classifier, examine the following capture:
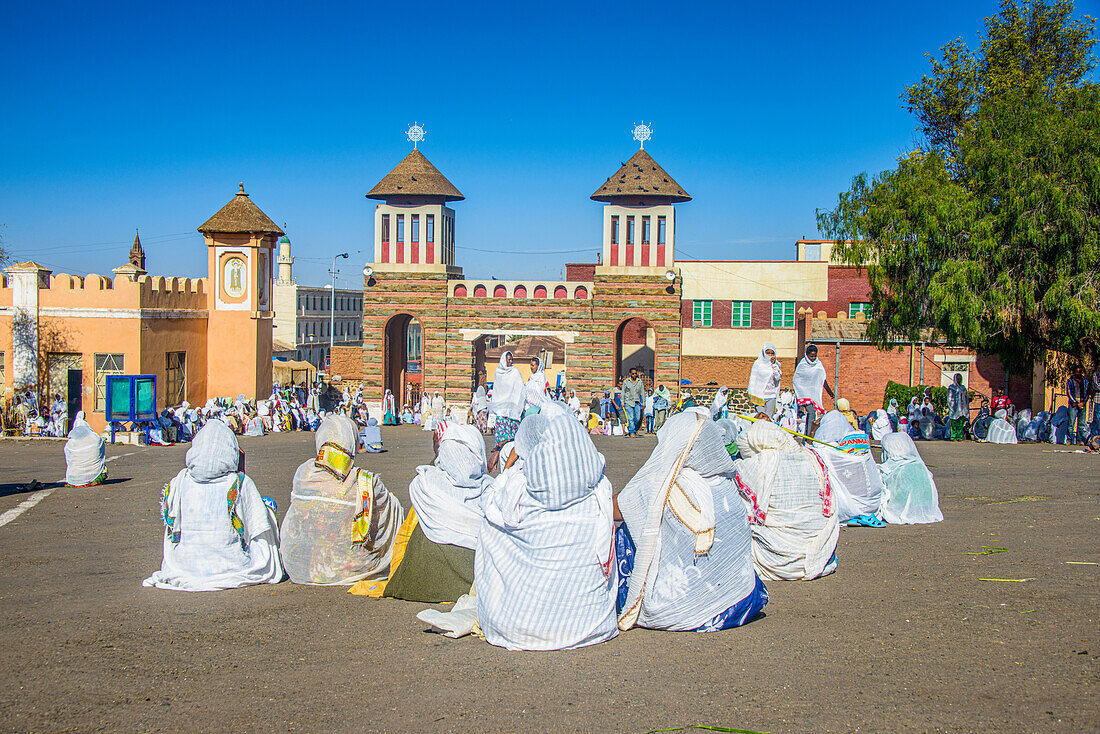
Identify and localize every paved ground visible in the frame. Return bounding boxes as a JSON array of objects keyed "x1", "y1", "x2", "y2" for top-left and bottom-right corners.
[{"x1": 0, "y1": 427, "x2": 1096, "y2": 733}]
